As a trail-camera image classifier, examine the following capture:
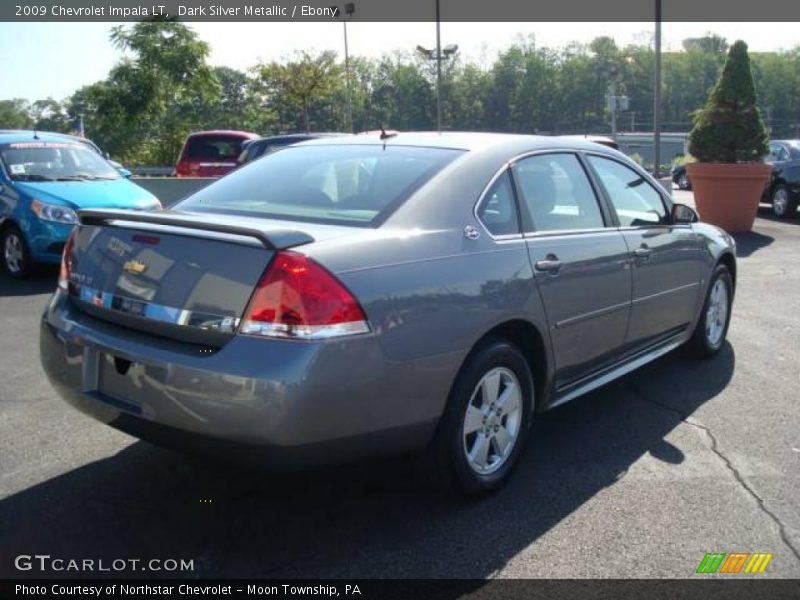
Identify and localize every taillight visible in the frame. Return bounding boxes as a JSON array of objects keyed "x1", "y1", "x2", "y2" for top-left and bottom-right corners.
[
  {"x1": 58, "y1": 228, "x2": 78, "y2": 292},
  {"x1": 240, "y1": 251, "x2": 370, "y2": 340}
]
